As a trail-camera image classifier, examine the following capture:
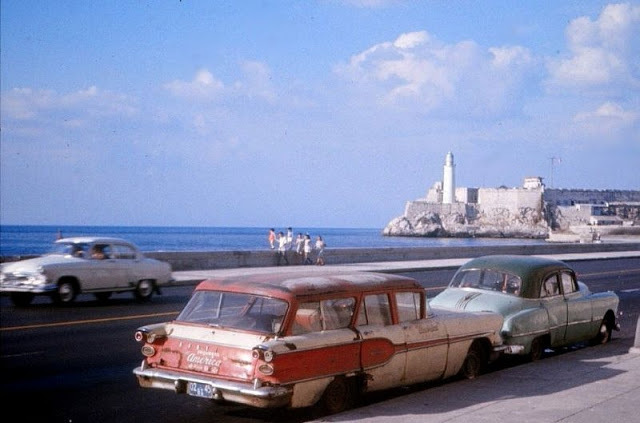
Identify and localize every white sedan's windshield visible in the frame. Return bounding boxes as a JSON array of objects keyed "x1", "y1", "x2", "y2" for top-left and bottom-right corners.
[{"x1": 178, "y1": 291, "x2": 288, "y2": 334}]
